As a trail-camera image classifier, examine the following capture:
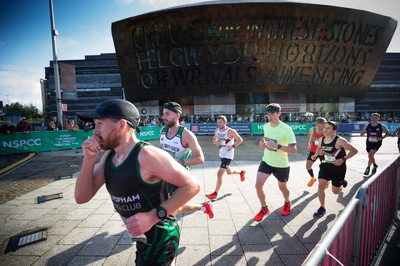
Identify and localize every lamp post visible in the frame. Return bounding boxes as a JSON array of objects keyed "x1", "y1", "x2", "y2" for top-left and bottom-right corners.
[{"x1": 49, "y1": 0, "x2": 63, "y2": 127}]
